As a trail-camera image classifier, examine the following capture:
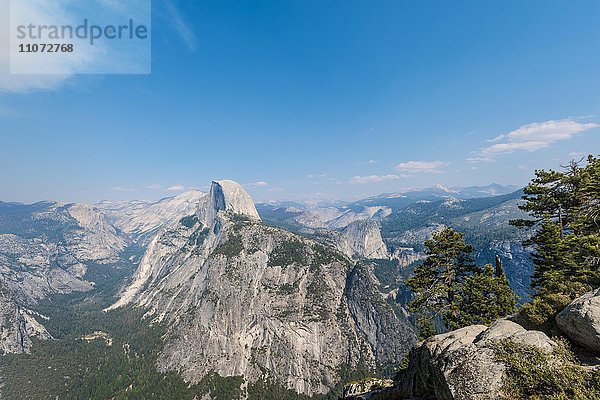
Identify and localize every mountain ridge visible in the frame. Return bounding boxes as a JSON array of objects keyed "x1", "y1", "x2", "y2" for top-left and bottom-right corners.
[{"x1": 106, "y1": 180, "x2": 416, "y2": 395}]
